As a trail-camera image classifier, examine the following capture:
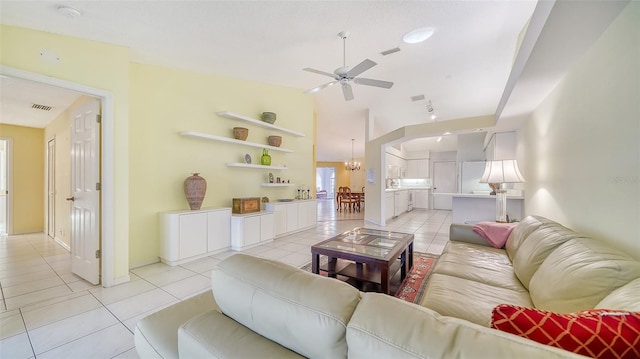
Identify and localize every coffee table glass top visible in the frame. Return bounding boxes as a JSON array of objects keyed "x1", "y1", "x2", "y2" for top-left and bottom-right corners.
[{"x1": 314, "y1": 228, "x2": 412, "y2": 259}]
